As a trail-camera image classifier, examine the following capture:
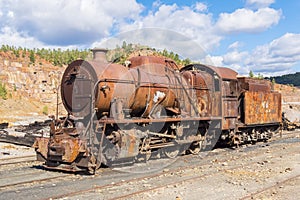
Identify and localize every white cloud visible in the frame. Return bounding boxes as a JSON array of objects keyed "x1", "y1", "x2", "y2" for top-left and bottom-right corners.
[
  {"x1": 269, "y1": 33, "x2": 300, "y2": 57},
  {"x1": 194, "y1": 2, "x2": 208, "y2": 12},
  {"x1": 1, "y1": 0, "x2": 296, "y2": 77},
  {"x1": 210, "y1": 33, "x2": 300, "y2": 76},
  {"x1": 7, "y1": 11, "x2": 14, "y2": 18},
  {"x1": 249, "y1": 33, "x2": 300, "y2": 71},
  {"x1": 93, "y1": 28, "x2": 210, "y2": 61},
  {"x1": 223, "y1": 51, "x2": 249, "y2": 65},
  {"x1": 113, "y1": 3, "x2": 221, "y2": 56},
  {"x1": 0, "y1": 26, "x2": 85, "y2": 50},
  {"x1": 0, "y1": 0, "x2": 282, "y2": 56},
  {"x1": 228, "y1": 41, "x2": 243, "y2": 50},
  {"x1": 246, "y1": 0, "x2": 275, "y2": 8},
  {"x1": 216, "y1": 8, "x2": 281, "y2": 34},
  {"x1": 0, "y1": 0, "x2": 143, "y2": 45},
  {"x1": 0, "y1": 26, "x2": 44, "y2": 48},
  {"x1": 203, "y1": 55, "x2": 223, "y2": 66}
]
